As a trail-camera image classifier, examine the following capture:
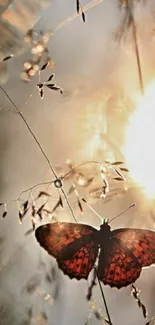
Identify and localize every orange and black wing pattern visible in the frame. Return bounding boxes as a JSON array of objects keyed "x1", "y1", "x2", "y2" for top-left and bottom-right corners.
[
  {"x1": 57, "y1": 240, "x2": 98, "y2": 280},
  {"x1": 35, "y1": 222, "x2": 98, "y2": 280},
  {"x1": 97, "y1": 228, "x2": 155, "y2": 289},
  {"x1": 113, "y1": 228, "x2": 155, "y2": 267},
  {"x1": 97, "y1": 240, "x2": 141, "y2": 288}
]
